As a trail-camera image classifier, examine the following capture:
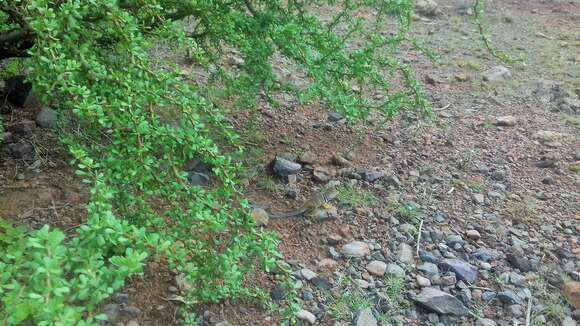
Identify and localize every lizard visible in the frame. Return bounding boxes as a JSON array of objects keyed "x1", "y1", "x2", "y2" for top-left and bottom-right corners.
[{"x1": 268, "y1": 189, "x2": 339, "y2": 222}]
